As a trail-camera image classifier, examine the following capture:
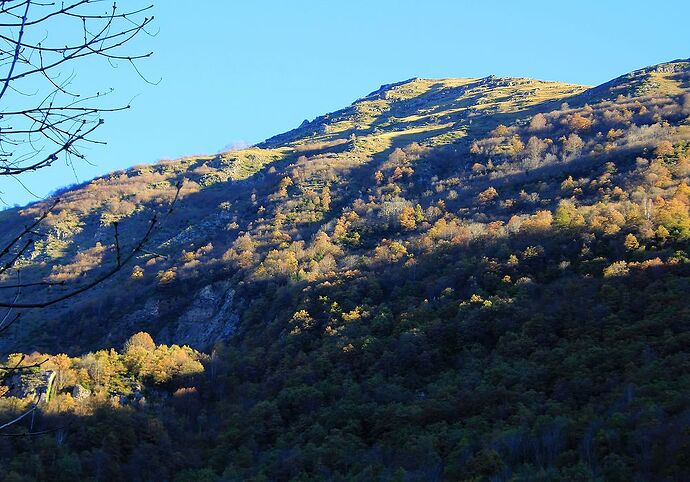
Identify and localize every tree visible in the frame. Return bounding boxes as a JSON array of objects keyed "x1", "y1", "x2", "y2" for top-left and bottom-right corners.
[
  {"x1": 654, "y1": 140, "x2": 674, "y2": 158},
  {"x1": 524, "y1": 136, "x2": 547, "y2": 162},
  {"x1": 0, "y1": 1, "x2": 155, "y2": 180},
  {"x1": 554, "y1": 200, "x2": 584, "y2": 228},
  {"x1": 561, "y1": 176, "x2": 577, "y2": 192},
  {"x1": 131, "y1": 265, "x2": 145, "y2": 280},
  {"x1": 491, "y1": 124, "x2": 510, "y2": 137},
  {"x1": 414, "y1": 204, "x2": 424, "y2": 222},
  {"x1": 563, "y1": 133, "x2": 585, "y2": 160},
  {"x1": 568, "y1": 113, "x2": 593, "y2": 131},
  {"x1": 509, "y1": 135, "x2": 525, "y2": 156},
  {"x1": 472, "y1": 162, "x2": 486, "y2": 174},
  {"x1": 529, "y1": 113, "x2": 548, "y2": 132},
  {"x1": 477, "y1": 187, "x2": 498, "y2": 203},
  {"x1": 223, "y1": 233, "x2": 257, "y2": 269},
  {"x1": 321, "y1": 185, "x2": 331, "y2": 211},
  {"x1": 47, "y1": 354, "x2": 75, "y2": 391},
  {"x1": 603, "y1": 261, "x2": 629, "y2": 278},
  {"x1": 0, "y1": 1, "x2": 162, "y2": 311},
  {"x1": 278, "y1": 176, "x2": 293, "y2": 197},
  {"x1": 624, "y1": 234, "x2": 640, "y2": 251},
  {"x1": 124, "y1": 332, "x2": 156, "y2": 353},
  {"x1": 398, "y1": 206, "x2": 416, "y2": 230}
]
